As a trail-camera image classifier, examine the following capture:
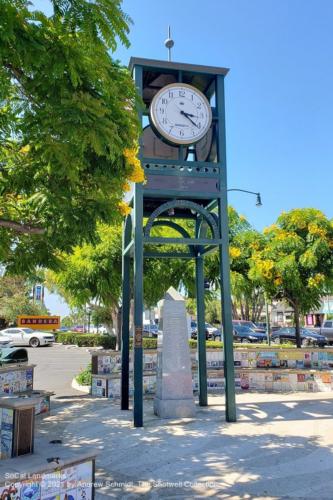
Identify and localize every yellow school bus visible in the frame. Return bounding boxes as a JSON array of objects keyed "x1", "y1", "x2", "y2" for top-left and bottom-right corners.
[{"x1": 17, "y1": 315, "x2": 60, "y2": 330}]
